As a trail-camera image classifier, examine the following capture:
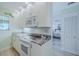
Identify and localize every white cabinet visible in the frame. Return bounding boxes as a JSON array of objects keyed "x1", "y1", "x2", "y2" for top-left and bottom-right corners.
[
  {"x1": 31, "y1": 39, "x2": 53, "y2": 56},
  {"x1": 12, "y1": 35, "x2": 21, "y2": 54},
  {"x1": 31, "y1": 42, "x2": 42, "y2": 56},
  {"x1": 25, "y1": 16, "x2": 38, "y2": 27},
  {"x1": 31, "y1": 3, "x2": 51, "y2": 27},
  {"x1": 61, "y1": 14, "x2": 79, "y2": 55},
  {"x1": 41, "y1": 39, "x2": 53, "y2": 56}
]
